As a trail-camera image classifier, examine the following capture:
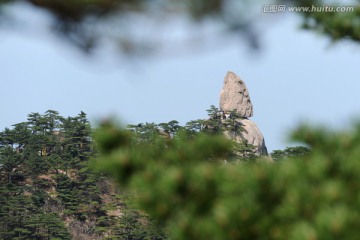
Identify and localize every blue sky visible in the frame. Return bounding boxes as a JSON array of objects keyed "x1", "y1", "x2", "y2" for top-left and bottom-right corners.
[{"x1": 1, "y1": 2, "x2": 359, "y2": 152}]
